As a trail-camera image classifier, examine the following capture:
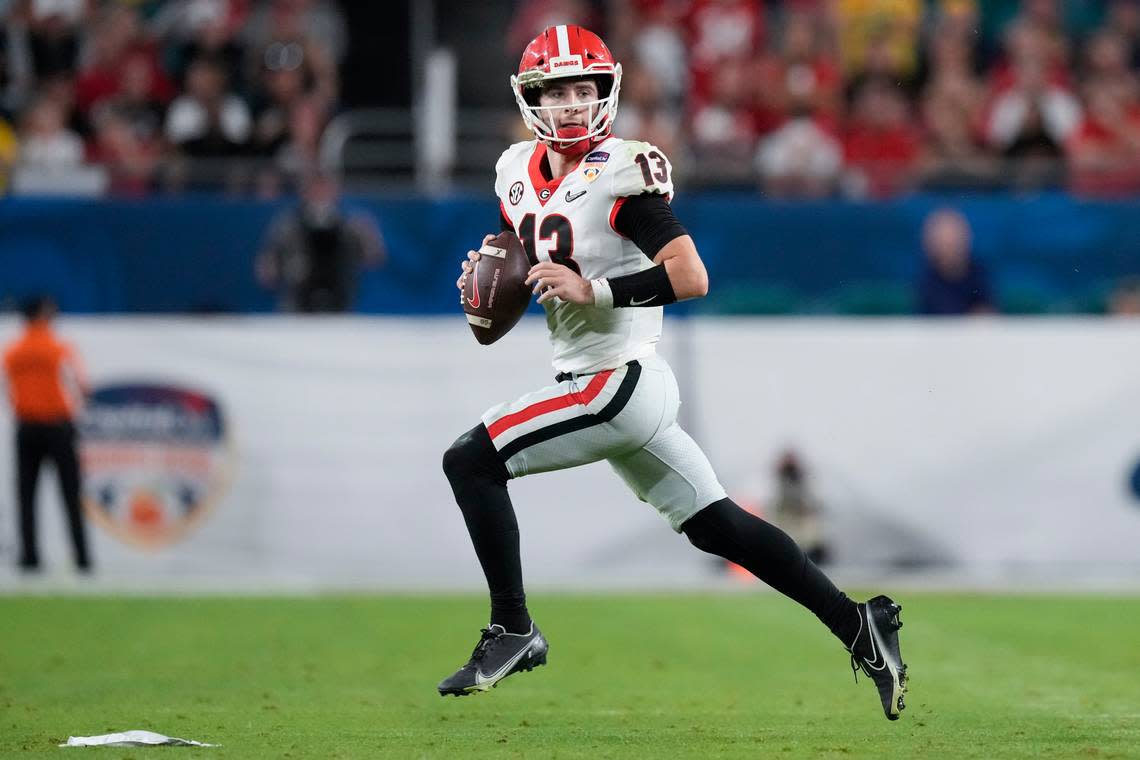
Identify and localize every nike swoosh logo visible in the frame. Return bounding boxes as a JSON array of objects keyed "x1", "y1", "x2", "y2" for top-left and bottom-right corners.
[
  {"x1": 862, "y1": 609, "x2": 887, "y2": 670},
  {"x1": 630, "y1": 295, "x2": 656, "y2": 306},
  {"x1": 466, "y1": 264, "x2": 480, "y2": 309},
  {"x1": 474, "y1": 640, "x2": 536, "y2": 686},
  {"x1": 565, "y1": 189, "x2": 587, "y2": 202}
]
